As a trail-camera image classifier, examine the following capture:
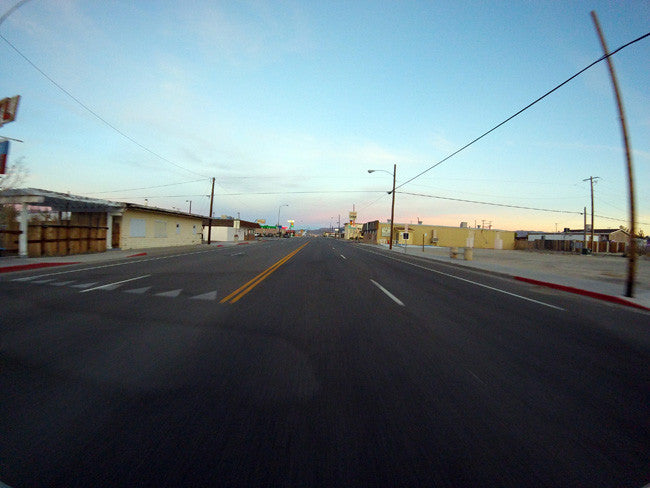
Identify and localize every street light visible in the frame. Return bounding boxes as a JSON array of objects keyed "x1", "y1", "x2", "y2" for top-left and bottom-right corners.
[
  {"x1": 368, "y1": 164, "x2": 397, "y2": 249},
  {"x1": 277, "y1": 204, "x2": 288, "y2": 237}
]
